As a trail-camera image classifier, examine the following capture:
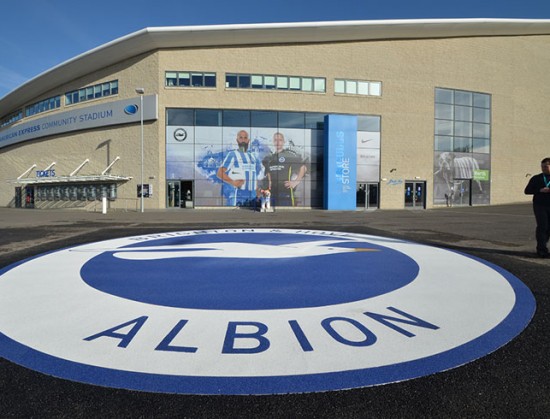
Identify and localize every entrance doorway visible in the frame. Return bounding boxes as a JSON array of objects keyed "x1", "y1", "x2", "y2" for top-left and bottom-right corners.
[
  {"x1": 405, "y1": 181, "x2": 426, "y2": 209},
  {"x1": 356, "y1": 183, "x2": 379, "y2": 209},
  {"x1": 167, "y1": 180, "x2": 194, "y2": 208},
  {"x1": 24, "y1": 186, "x2": 35, "y2": 209},
  {"x1": 451, "y1": 179, "x2": 471, "y2": 206}
]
